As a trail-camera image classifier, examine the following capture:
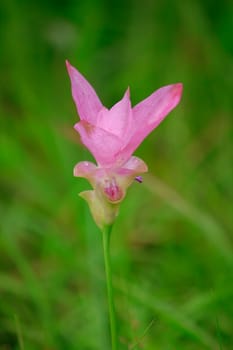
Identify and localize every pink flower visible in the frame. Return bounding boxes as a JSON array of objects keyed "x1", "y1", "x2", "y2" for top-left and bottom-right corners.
[{"x1": 66, "y1": 61, "x2": 182, "y2": 228}]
